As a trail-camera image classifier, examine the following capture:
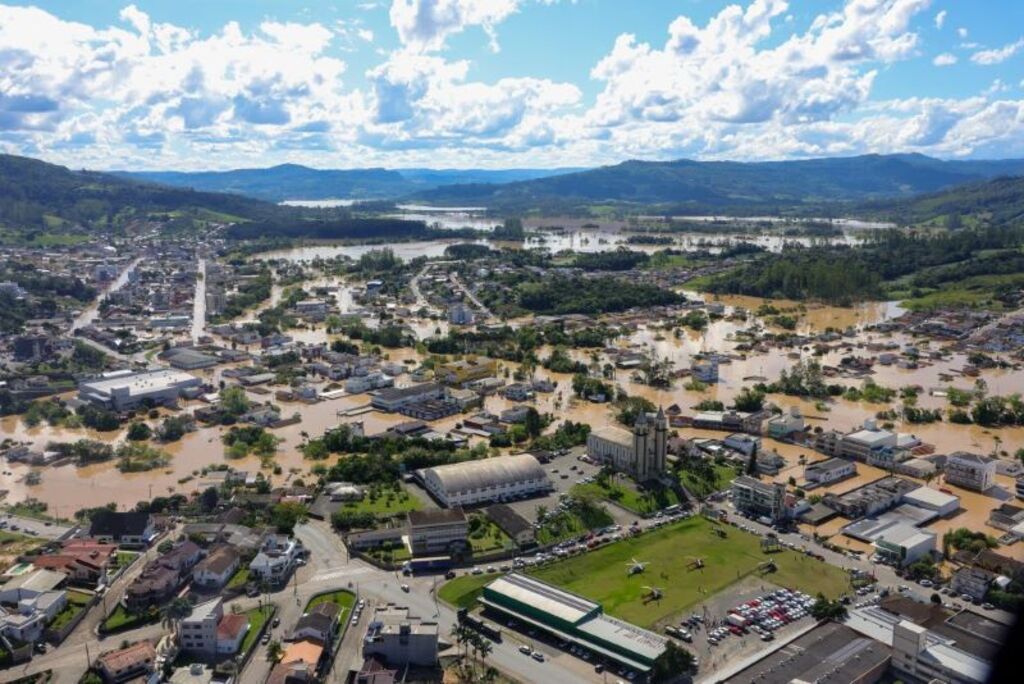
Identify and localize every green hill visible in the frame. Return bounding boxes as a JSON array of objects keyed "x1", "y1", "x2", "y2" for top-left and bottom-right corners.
[
  {"x1": 411, "y1": 154, "x2": 1024, "y2": 212},
  {"x1": 0, "y1": 153, "x2": 279, "y2": 242},
  {"x1": 859, "y1": 175, "x2": 1024, "y2": 227}
]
